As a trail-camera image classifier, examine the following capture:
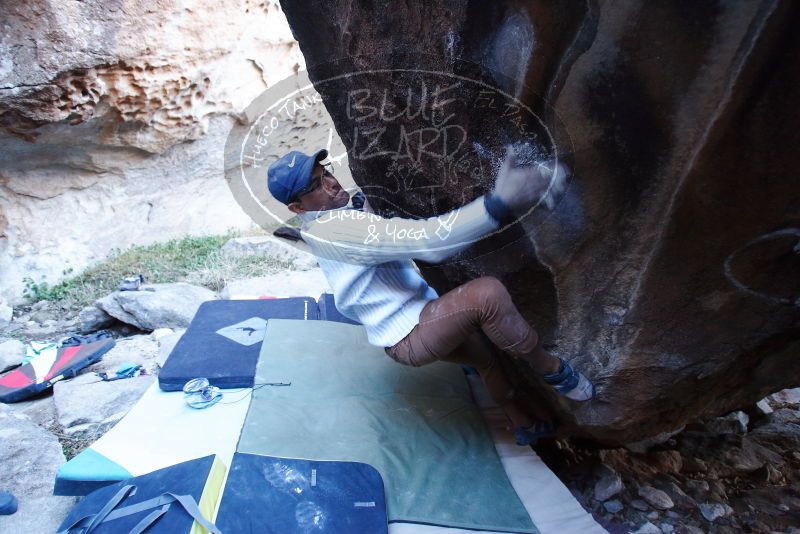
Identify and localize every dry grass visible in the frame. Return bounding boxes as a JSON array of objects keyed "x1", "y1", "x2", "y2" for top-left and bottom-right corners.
[{"x1": 21, "y1": 231, "x2": 296, "y2": 312}]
